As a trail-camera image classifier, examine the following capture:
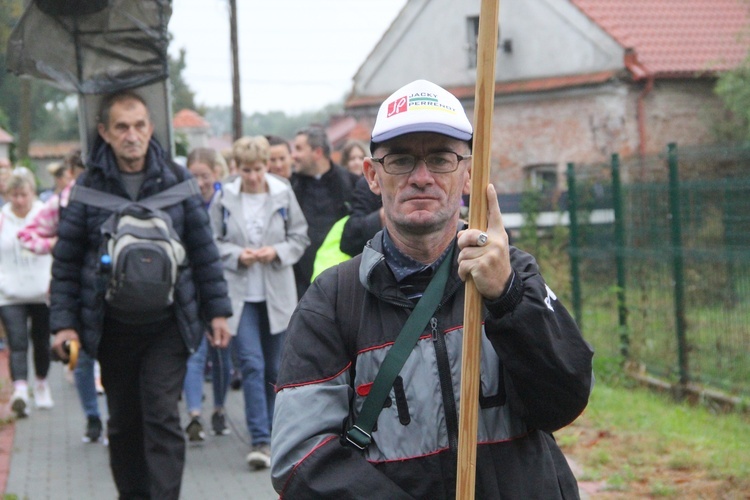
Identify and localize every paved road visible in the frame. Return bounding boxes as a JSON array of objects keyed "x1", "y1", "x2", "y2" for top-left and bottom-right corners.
[
  {"x1": 0, "y1": 354, "x2": 591, "y2": 499},
  {"x1": 4, "y1": 359, "x2": 277, "y2": 499}
]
